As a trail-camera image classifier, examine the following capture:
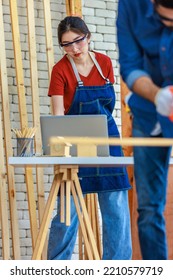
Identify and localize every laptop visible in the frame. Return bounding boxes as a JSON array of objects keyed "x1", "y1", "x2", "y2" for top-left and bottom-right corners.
[{"x1": 40, "y1": 115, "x2": 109, "y2": 156}]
